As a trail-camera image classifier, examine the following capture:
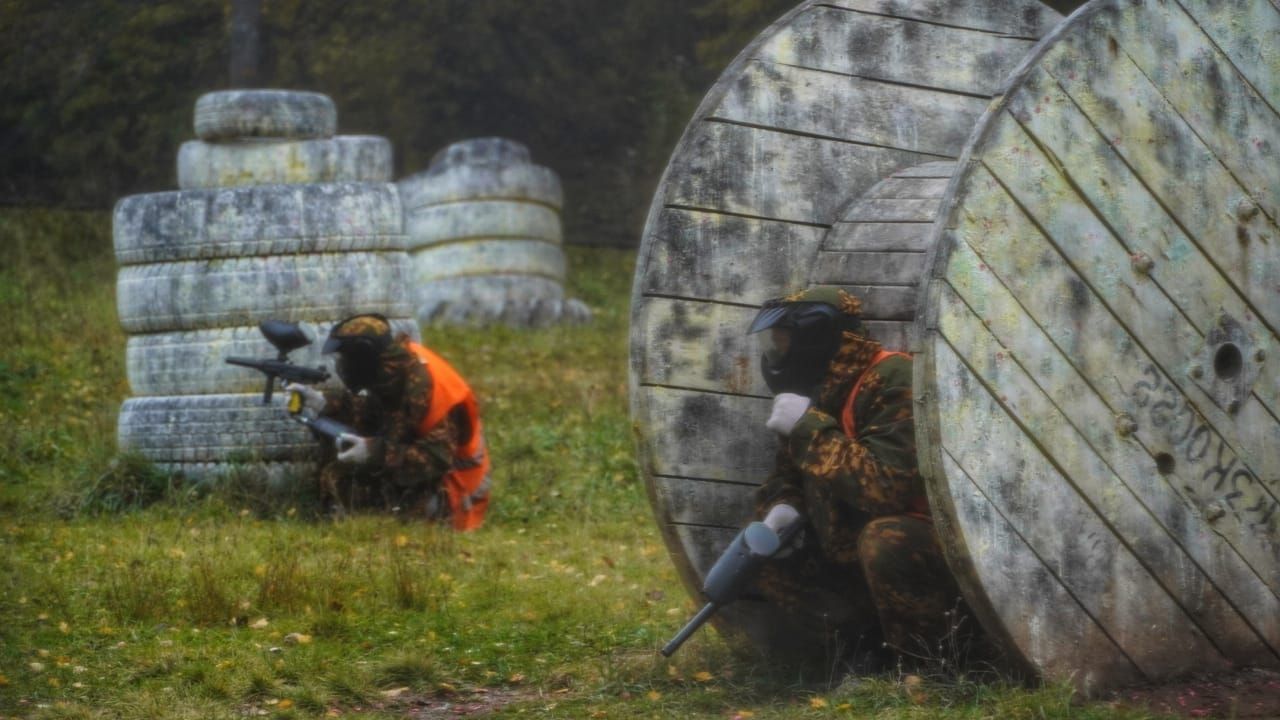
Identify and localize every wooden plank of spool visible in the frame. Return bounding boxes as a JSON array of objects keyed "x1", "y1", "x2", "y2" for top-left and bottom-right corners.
[
  {"x1": 631, "y1": 0, "x2": 1062, "y2": 653},
  {"x1": 916, "y1": 0, "x2": 1280, "y2": 694}
]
